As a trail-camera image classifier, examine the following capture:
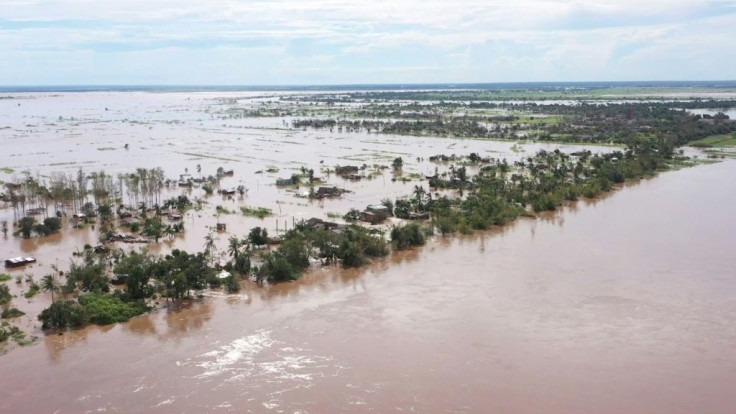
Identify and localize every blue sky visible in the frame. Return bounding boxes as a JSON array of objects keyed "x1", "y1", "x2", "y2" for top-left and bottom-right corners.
[{"x1": 1, "y1": 0, "x2": 735, "y2": 85}]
